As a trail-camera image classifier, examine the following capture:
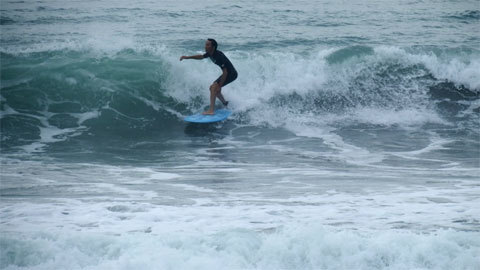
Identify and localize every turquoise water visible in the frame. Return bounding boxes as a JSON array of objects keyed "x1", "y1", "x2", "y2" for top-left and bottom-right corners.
[{"x1": 1, "y1": 0, "x2": 480, "y2": 269}]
